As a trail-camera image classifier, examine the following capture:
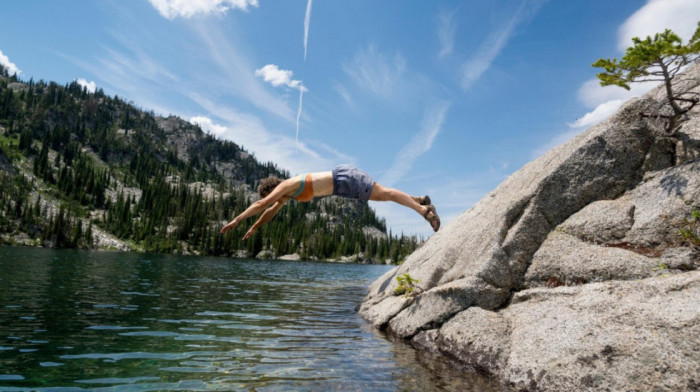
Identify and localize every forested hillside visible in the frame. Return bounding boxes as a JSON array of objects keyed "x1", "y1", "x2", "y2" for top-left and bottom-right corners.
[{"x1": 0, "y1": 65, "x2": 418, "y2": 262}]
